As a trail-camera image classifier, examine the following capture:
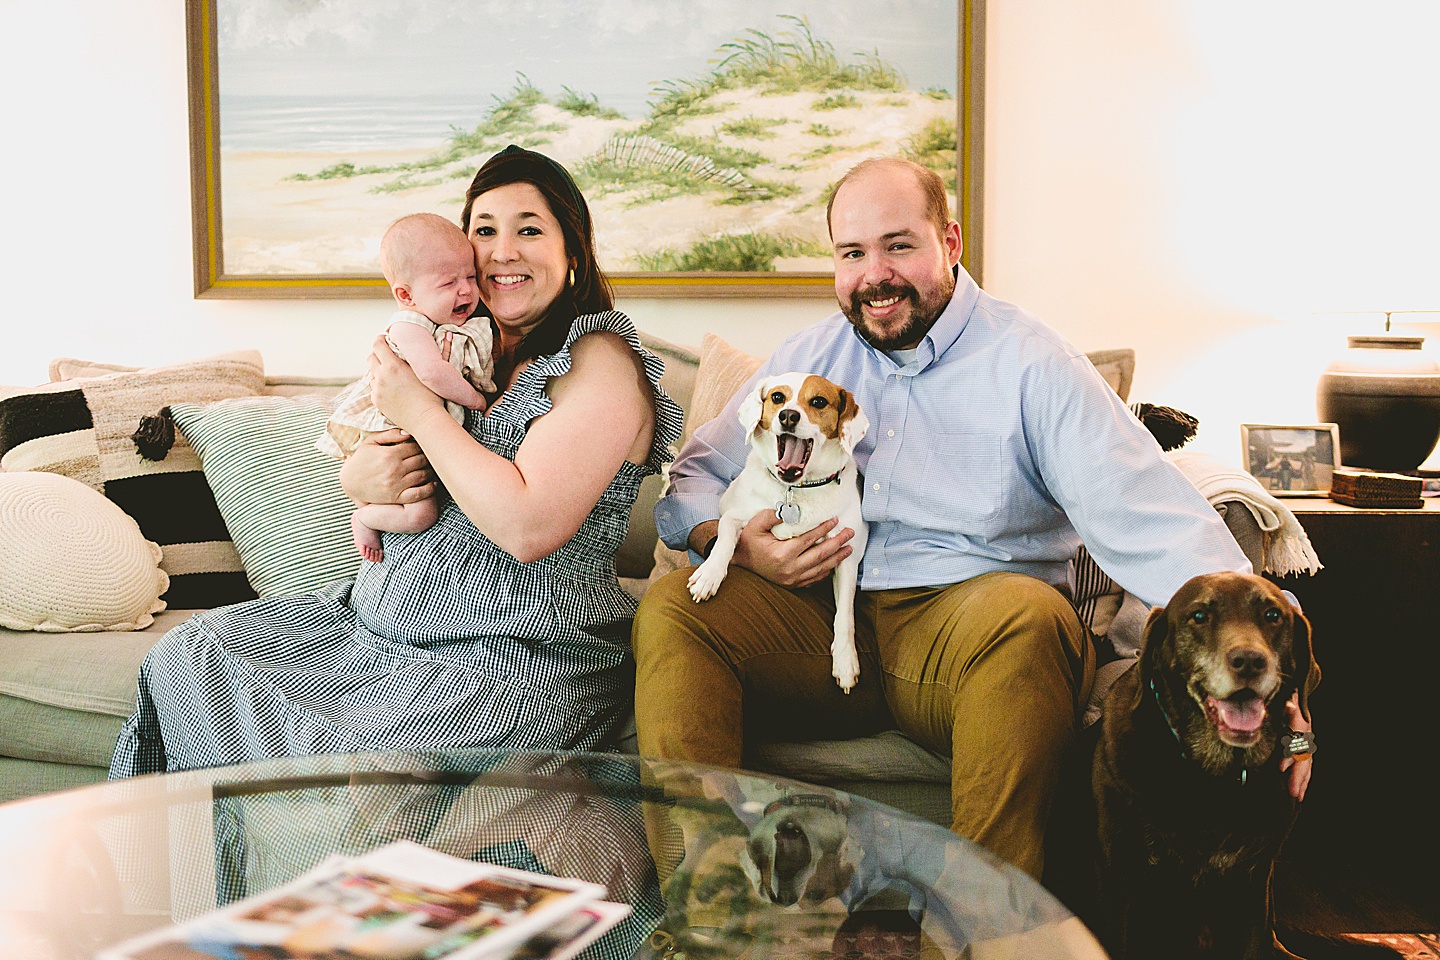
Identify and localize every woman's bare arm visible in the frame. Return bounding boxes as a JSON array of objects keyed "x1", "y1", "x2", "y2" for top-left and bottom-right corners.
[{"x1": 369, "y1": 331, "x2": 651, "y2": 561}]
